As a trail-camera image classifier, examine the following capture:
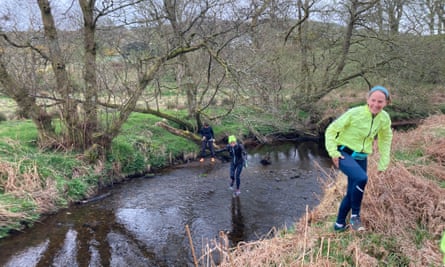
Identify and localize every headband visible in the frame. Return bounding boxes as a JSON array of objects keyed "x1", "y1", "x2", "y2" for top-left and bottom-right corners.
[{"x1": 369, "y1": 86, "x2": 390, "y2": 100}]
